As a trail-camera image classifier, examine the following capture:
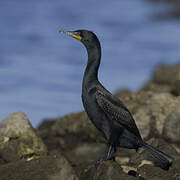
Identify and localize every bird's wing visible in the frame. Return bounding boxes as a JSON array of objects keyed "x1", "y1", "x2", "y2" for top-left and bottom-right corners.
[{"x1": 95, "y1": 86, "x2": 141, "y2": 138}]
